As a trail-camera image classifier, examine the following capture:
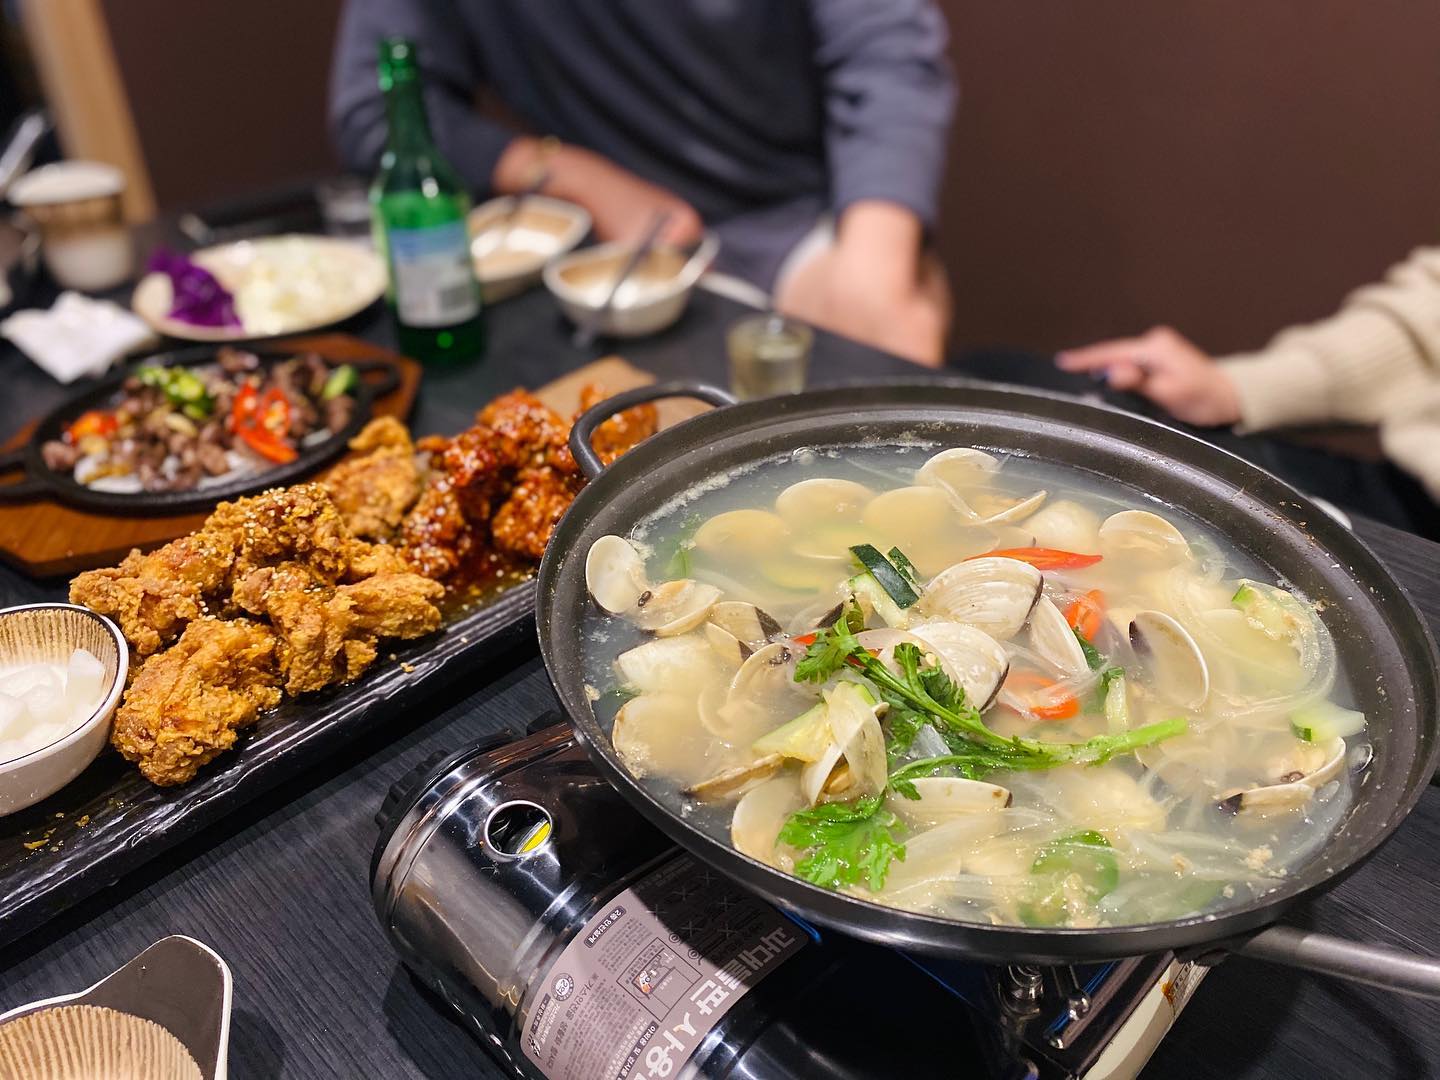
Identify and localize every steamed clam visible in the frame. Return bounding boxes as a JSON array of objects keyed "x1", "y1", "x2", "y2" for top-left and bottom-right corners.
[
  {"x1": 775, "y1": 477, "x2": 872, "y2": 523},
  {"x1": 1218, "y1": 737, "x2": 1346, "y2": 818},
  {"x1": 907, "y1": 621, "x2": 1010, "y2": 710},
  {"x1": 685, "y1": 754, "x2": 784, "y2": 802},
  {"x1": 1027, "y1": 595, "x2": 1089, "y2": 676},
  {"x1": 694, "y1": 509, "x2": 789, "y2": 558},
  {"x1": 892, "y1": 776, "x2": 1013, "y2": 825},
  {"x1": 1129, "y1": 610, "x2": 1209, "y2": 709},
  {"x1": 732, "y1": 777, "x2": 806, "y2": 864},
  {"x1": 1099, "y1": 510, "x2": 1191, "y2": 566},
  {"x1": 919, "y1": 557, "x2": 1043, "y2": 640},
  {"x1": 631, "y1": 579, "x2": 722, "y2": 636},
  {"x1": 709, "y1": 601, "x2": 782, "y2": 645},
  {"x1": 586, "y1": 535, "x2": 649, "y2": 614}
]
